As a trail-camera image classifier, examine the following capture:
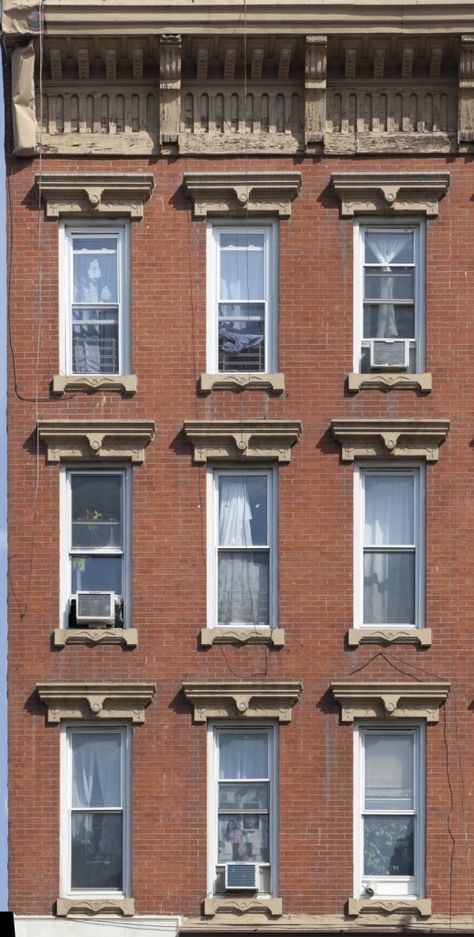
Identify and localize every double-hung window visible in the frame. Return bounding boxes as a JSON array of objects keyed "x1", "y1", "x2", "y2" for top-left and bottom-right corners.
[
  {"x1": 208, "y1": 468, "x2": 277, "y2": 629},
  {"x1": 209, "y1": 725, "x2": 277, "y2": 896},
  {"x1": 207, "y1": 224, "x2": 277, "y2": 373},
  {"x1": 355, "y1": 466, "x2": 424, "y2": 630},
  {"x1": 62, "y1": 468, "x2": 131, "y2": 629},
  {"x1": 61, "y1": 224, "x2": 130, "y2": 376},
  {"x1": 355, "y1": 725, "x2": 424, "y2": 898},
  {"x1": 355, "y1": 222, "x2": 424, "y2": 374},
  {"x1": 61, "y1": 725, "x2": 131, "y2": 896}
]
